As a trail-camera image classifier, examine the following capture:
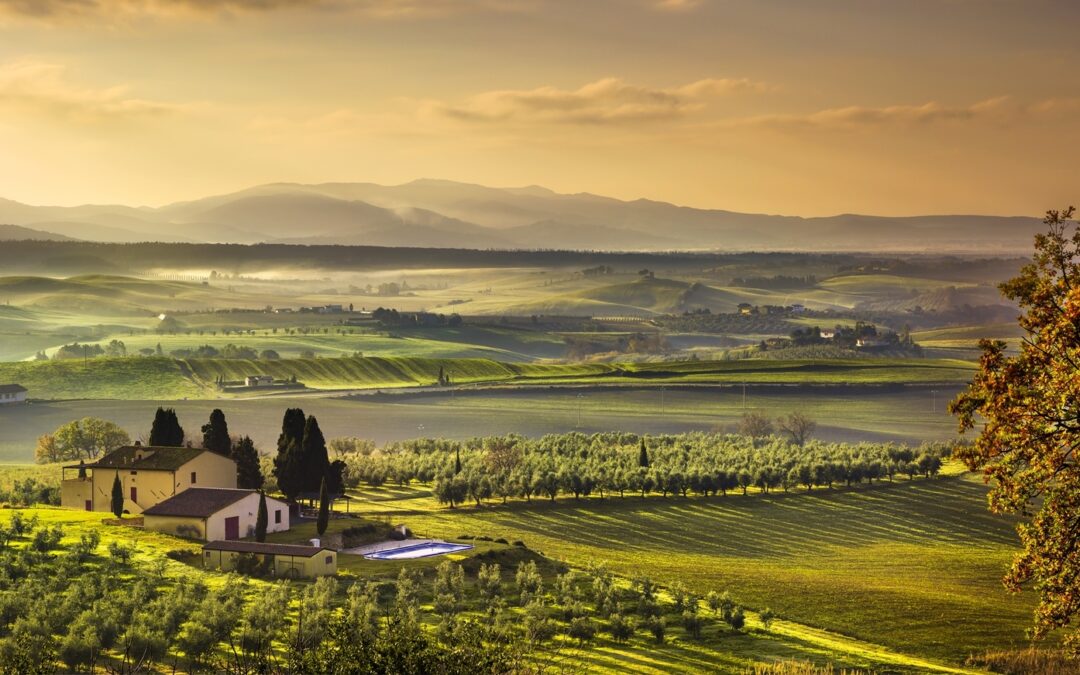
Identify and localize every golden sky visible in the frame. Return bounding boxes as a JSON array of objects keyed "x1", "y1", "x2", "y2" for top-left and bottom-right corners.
[{"x1": 1, "y1": 0, "x2": 1078, "y2": 216}]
